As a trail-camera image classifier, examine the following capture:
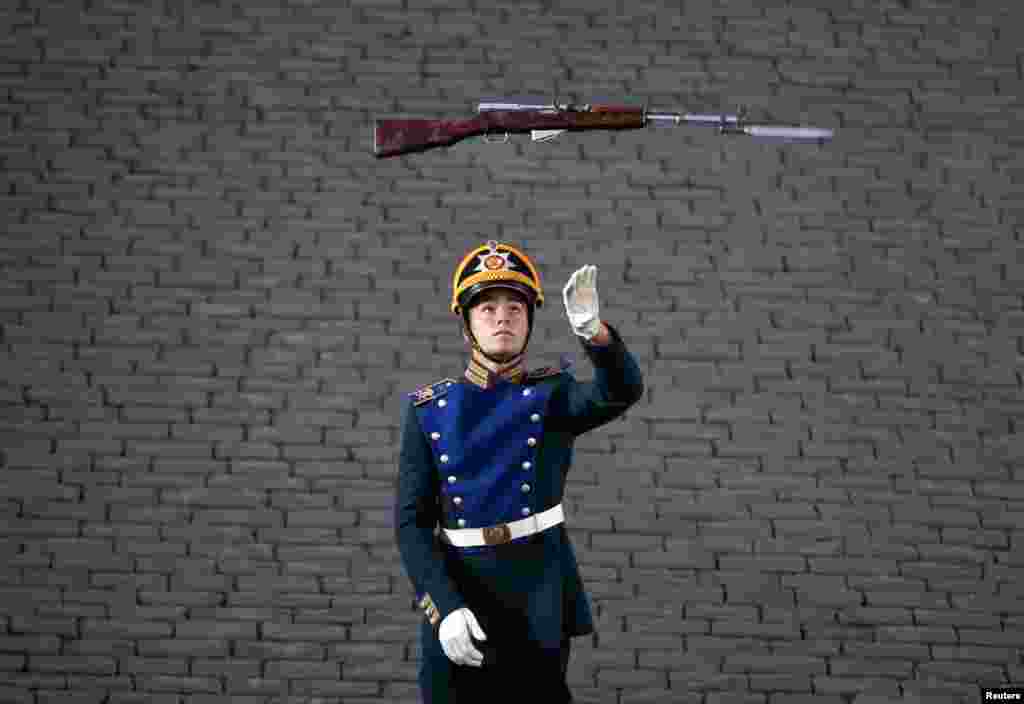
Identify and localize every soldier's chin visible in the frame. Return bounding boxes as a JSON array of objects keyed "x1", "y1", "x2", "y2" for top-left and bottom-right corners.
[{"x1": 489, "y1": 343, "x2": 522, "y2": 361}]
